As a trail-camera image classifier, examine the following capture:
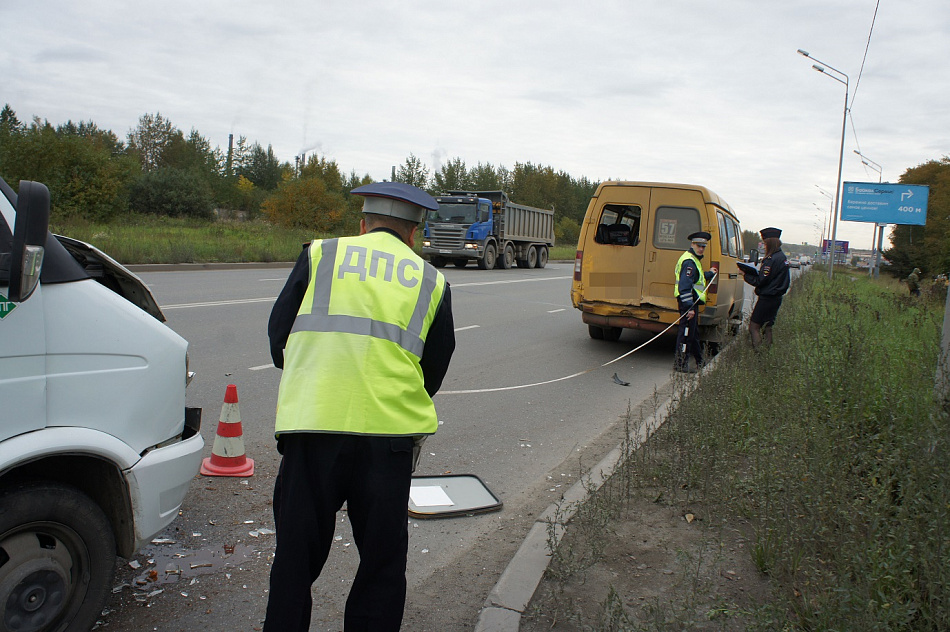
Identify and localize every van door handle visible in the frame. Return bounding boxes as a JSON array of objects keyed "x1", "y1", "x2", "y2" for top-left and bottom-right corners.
[
  {"x1": 728, "y1": 273, "x2": 738, "y2": 279},
  {"x1": 649, "y1": 252, "x2": 656, "y2": 262}
]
